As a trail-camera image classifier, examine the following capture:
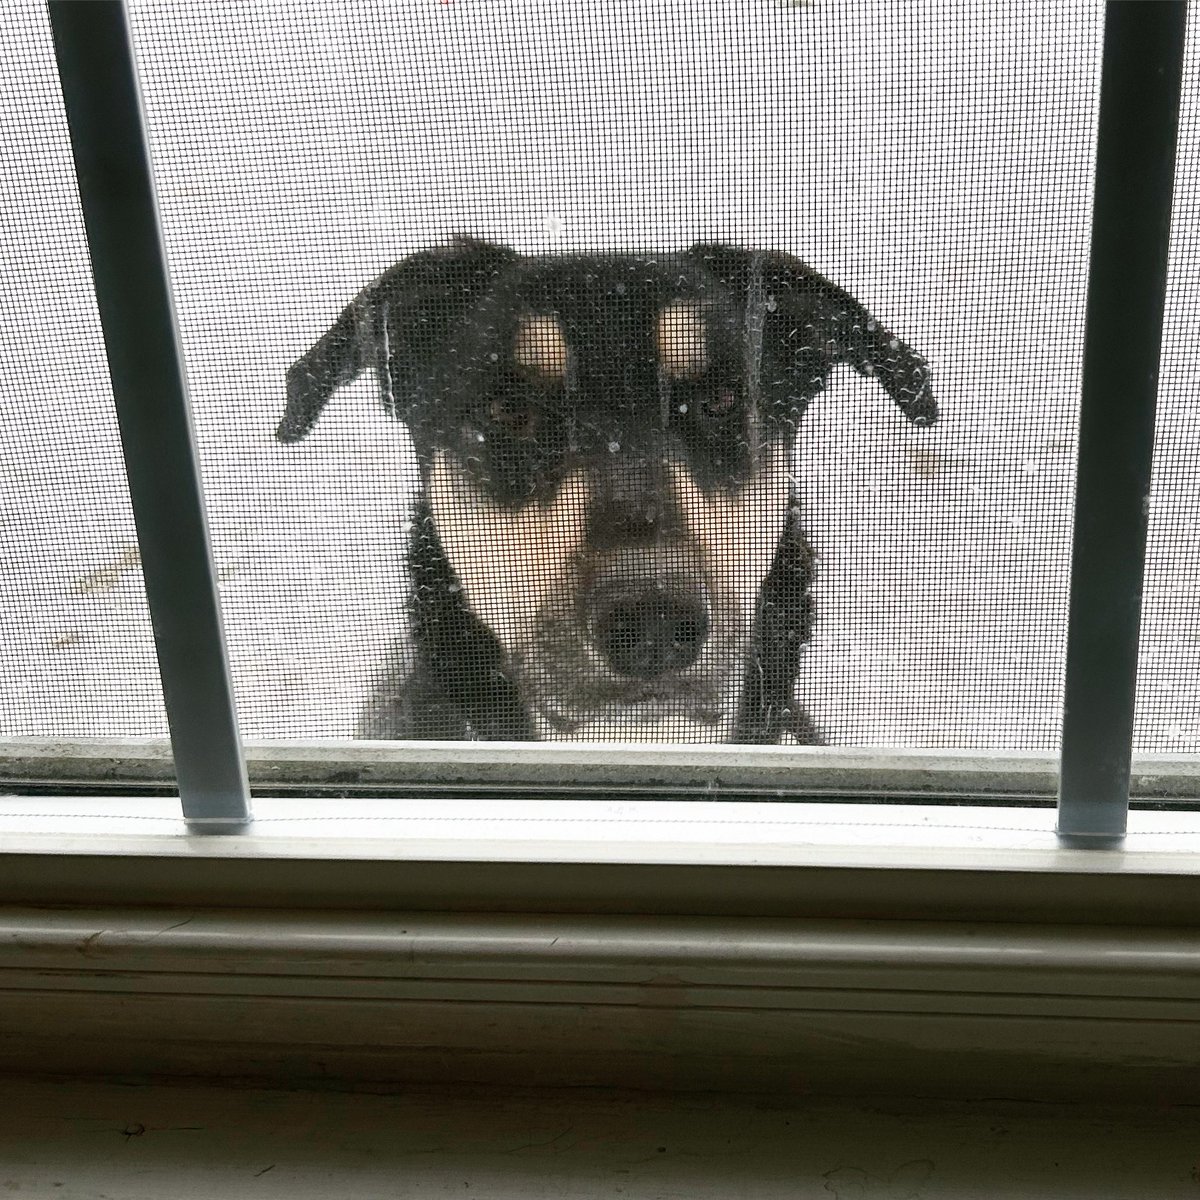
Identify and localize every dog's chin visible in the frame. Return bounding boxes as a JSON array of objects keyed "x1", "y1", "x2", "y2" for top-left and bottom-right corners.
[
  {"x1": 533, "y1": 699, "x2": 733, "y2": 744},
  {"x1": 568, "y1": 718, "x2": 724, "y2": 743}
]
